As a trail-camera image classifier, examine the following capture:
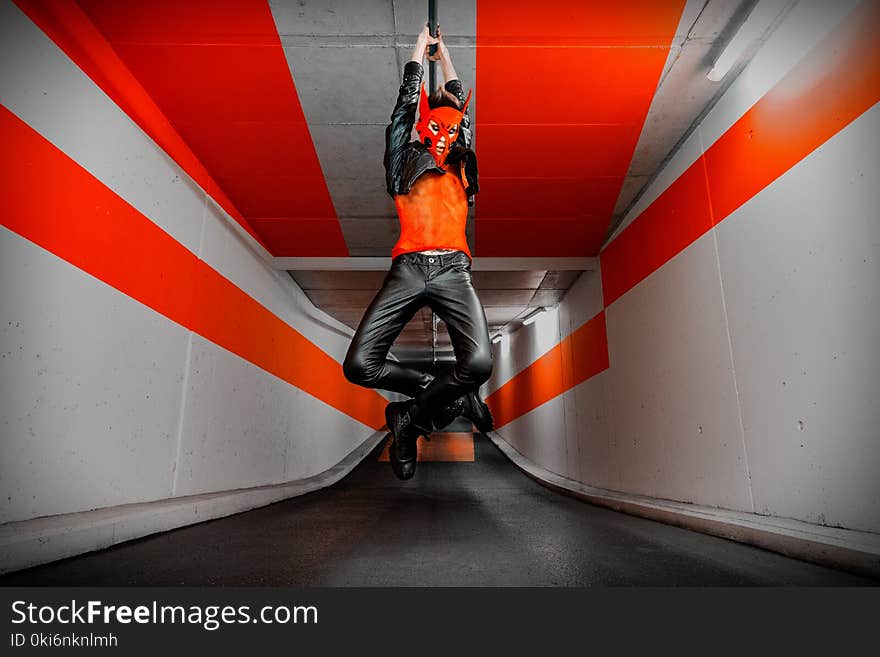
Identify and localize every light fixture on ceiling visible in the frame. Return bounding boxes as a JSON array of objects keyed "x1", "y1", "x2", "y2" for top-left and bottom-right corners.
[
  {"x1": 706, "y1": 1, "x2": 782, "y2": 82},
  {"x1": 491, "y1": 333, "x2": 503, "y2": 344},
  {"x1": 521, "y1": 307, "x2": 547, "y2": 326}
]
